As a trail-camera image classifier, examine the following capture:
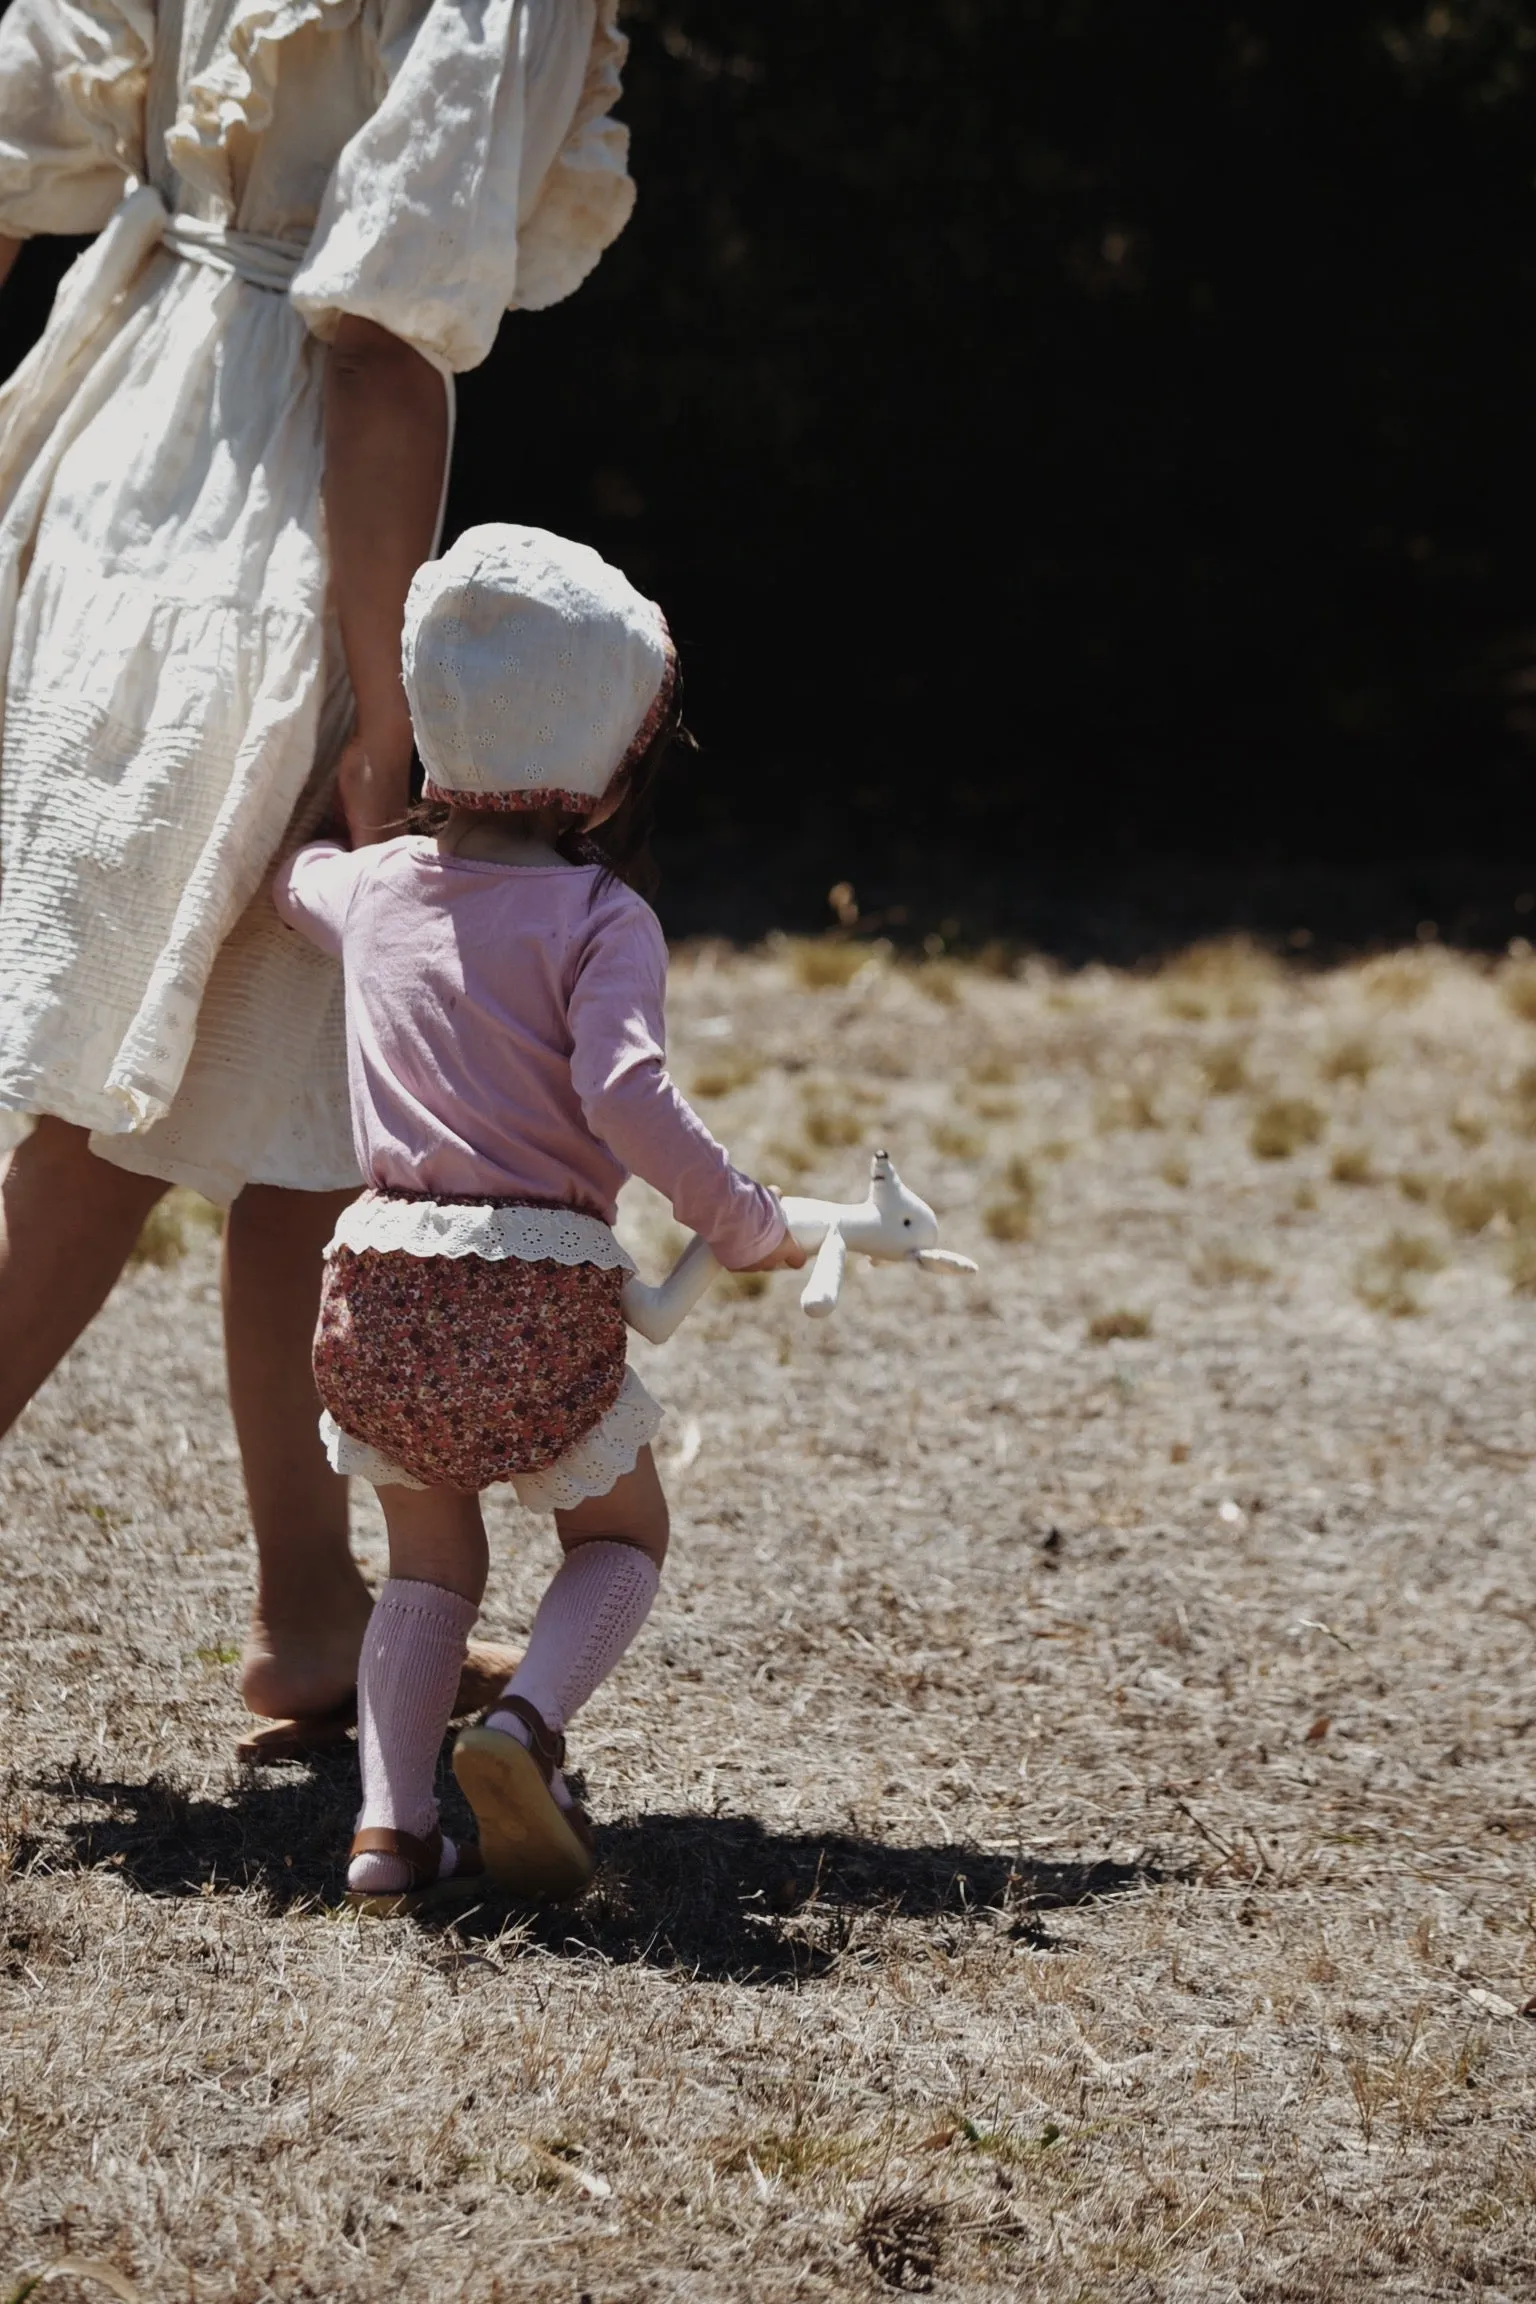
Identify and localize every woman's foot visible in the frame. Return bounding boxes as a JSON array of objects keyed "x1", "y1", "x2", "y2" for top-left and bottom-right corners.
[
  {"x1": 346, "y1": 1824, "x2": 486, "y2": 1916},
  {"x1": 453, "y1": 1699, "x2": 596, "y2": 1905},
  {"x1": 236, "y1": 1632, "x2": 523, "y2": 1763},
  {"x1": 240, "y1": 1567, "x2": 376, "y2": 1724}
]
